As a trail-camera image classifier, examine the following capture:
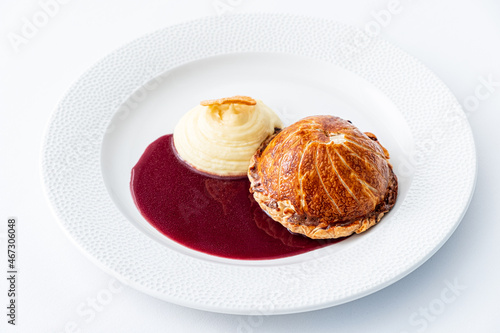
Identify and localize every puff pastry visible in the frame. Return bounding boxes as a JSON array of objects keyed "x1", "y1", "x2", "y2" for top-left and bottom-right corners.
[{"x1": 248, "y1": 115, "x2": 398, "y2": 239}]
